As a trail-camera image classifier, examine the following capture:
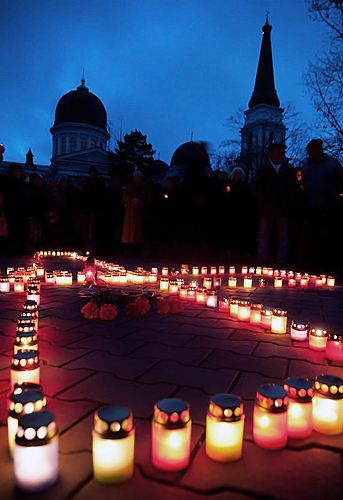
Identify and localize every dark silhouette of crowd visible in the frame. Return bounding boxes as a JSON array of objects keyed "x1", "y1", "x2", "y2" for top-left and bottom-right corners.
[{"x1": 0, "y1": 139, "x2": 342, "y2": 271}]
